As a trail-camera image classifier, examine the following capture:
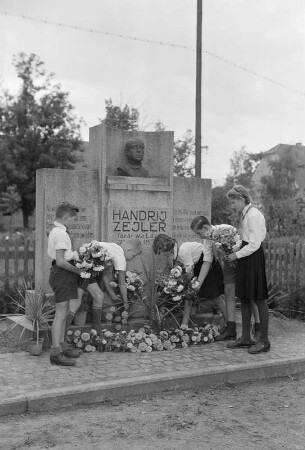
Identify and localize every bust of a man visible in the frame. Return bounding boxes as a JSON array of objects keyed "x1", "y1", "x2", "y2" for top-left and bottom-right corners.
[{"x1": 116, "y1": 138, "x2": 149, "y2": 177}]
